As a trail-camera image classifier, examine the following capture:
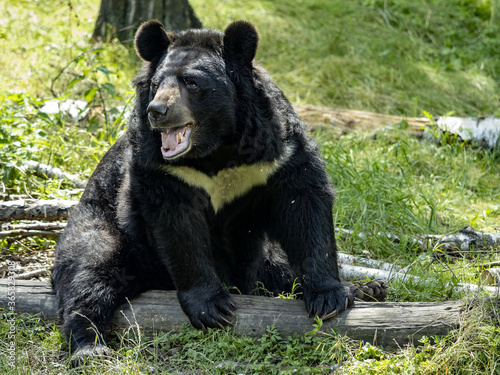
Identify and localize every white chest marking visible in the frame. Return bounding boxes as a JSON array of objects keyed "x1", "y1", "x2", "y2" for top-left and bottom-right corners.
[{"x1": 164, "y1": 145, "x2": 294, "y2": 213}]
